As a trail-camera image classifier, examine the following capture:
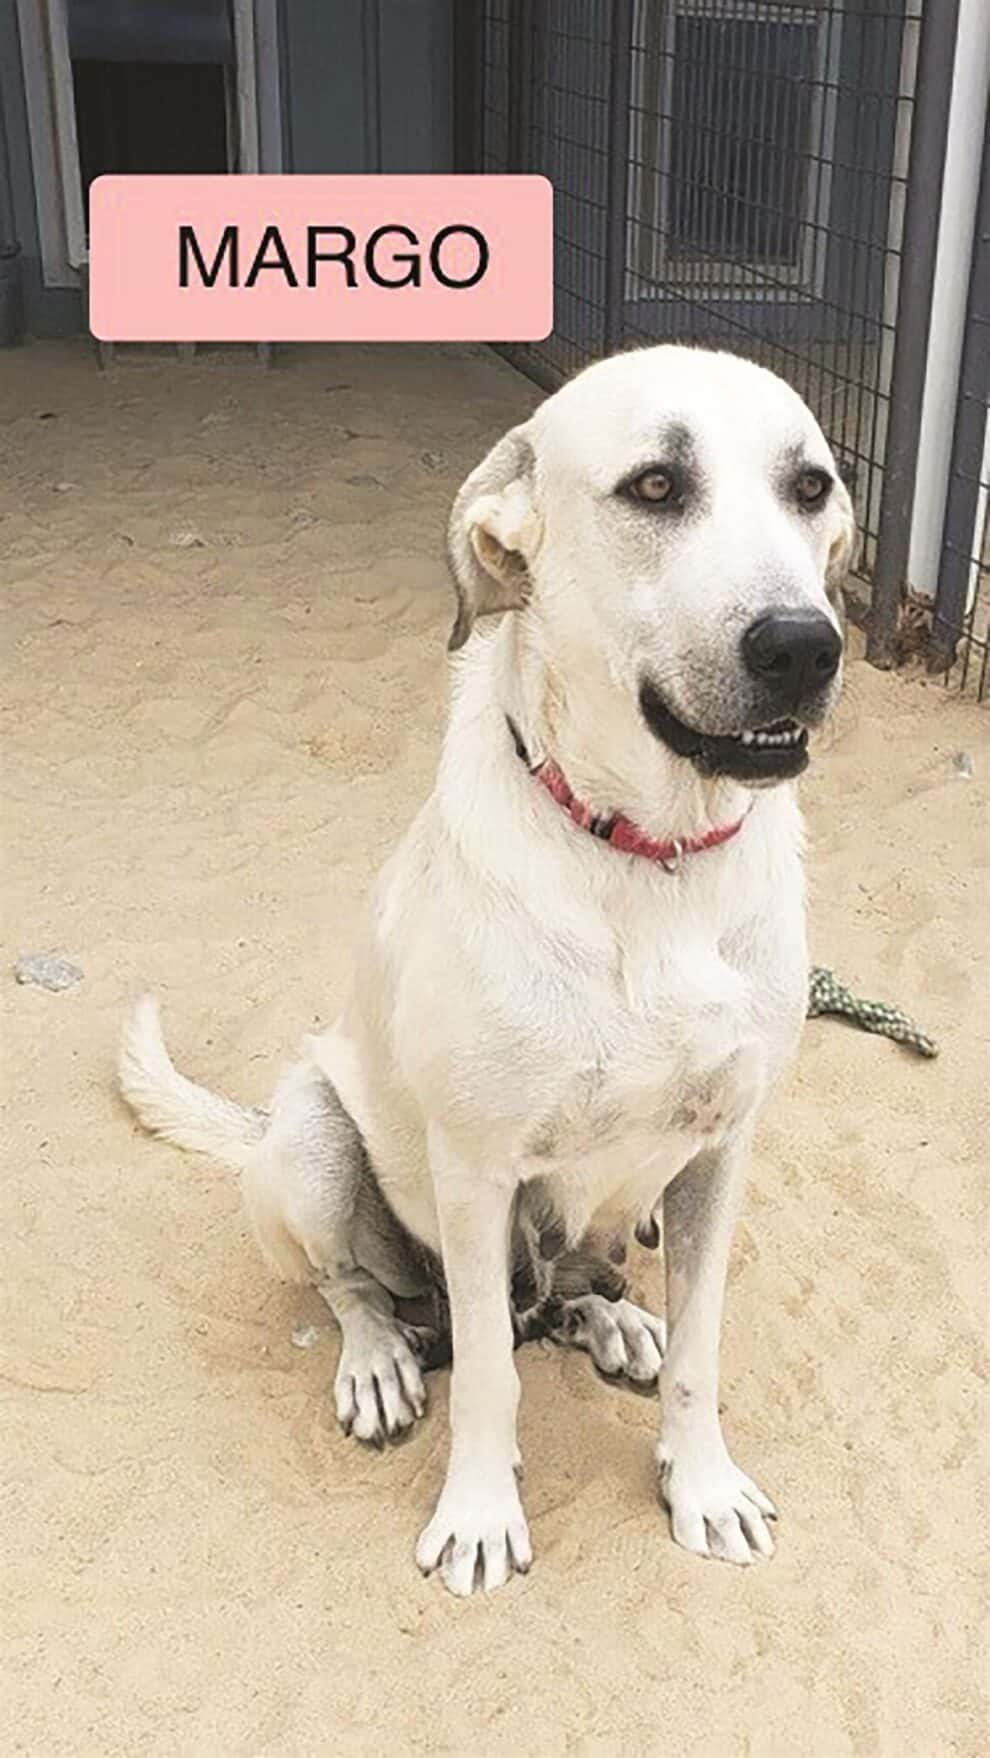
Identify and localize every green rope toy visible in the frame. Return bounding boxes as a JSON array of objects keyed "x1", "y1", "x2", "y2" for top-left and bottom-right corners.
[{"x1": 808, "y1": 967, "x2": 938, "y2": 1059}]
